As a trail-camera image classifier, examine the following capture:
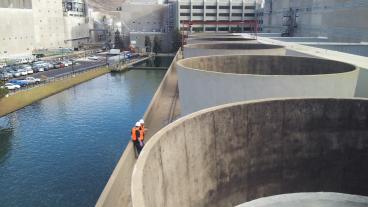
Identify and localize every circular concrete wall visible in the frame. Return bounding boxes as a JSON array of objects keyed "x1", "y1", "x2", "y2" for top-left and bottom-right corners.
[
  {"x1": 236, "y1": 193, "x2": 368, "y2": 207},
  {"x1": 176, "y1": 55, "x2": 359, "y2": 115},
  {"x1": 187, "y1": 37, "x2": 257, "y2": 44},
  {"x1": 132, "y1": 98, "x2": 368, "y2": 207},
  {"x1": 189, "y1": 33, "x2": 242, "y2": 38},
  {"x1": 183, "y1": 43, "x2": 286, "y2": 58}
]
